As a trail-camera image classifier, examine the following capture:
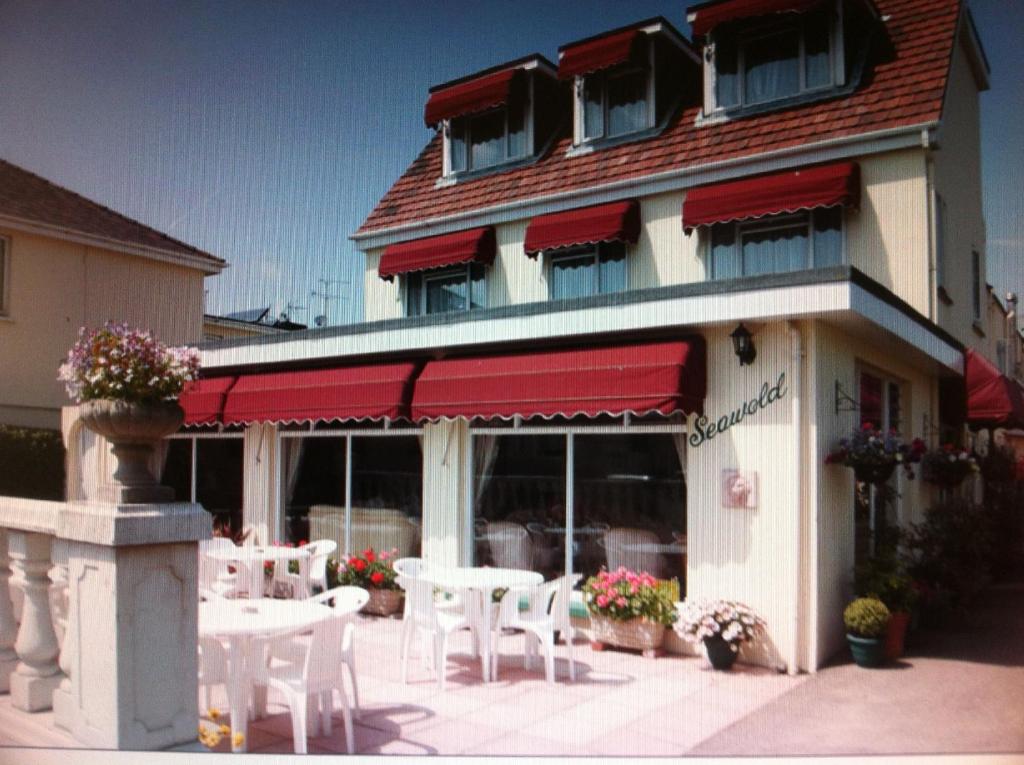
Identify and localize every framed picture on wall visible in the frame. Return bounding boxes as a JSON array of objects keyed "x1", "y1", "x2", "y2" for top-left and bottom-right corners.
[{"x1": 722, "y1": 469, "x2": 757, "y2": 509}]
